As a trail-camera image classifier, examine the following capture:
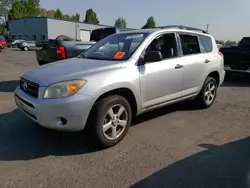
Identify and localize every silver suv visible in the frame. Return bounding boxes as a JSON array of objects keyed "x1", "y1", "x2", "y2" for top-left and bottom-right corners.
[{"x1": 14, "y1": 26, "x2": 225, "y2": 148}]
